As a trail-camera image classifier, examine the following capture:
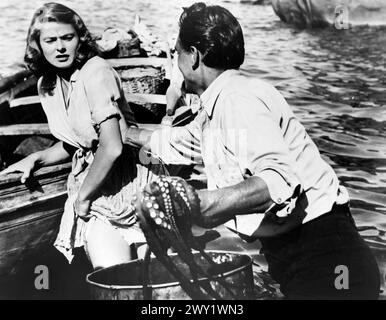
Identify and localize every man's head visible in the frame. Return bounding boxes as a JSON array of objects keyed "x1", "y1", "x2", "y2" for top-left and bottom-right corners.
[{"x1": 176, "y1": 2, "x2": 245, "y2": 94}]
